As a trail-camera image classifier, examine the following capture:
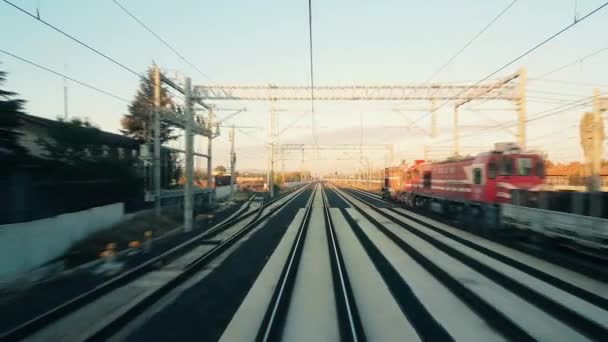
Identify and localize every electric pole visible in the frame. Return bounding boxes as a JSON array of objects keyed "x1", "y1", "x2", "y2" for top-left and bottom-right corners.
[
  {"x1": 184, "y1": 77, "x2": 194, "y2": 232},
  {"x1": 63, "y1": 77, "x2": 68, "y2": 120},
  {"x1": 153, "y1": 65, "x2": 161, "y2": 217},
  {"x1": 591, "y1": 88, "x2": 602, "y2": 192},
  {"x1": 229, "y1": 124, "x2": 236, "y2": 201},
  {"x1": 207, "y1": 109, "x2": 214, "y2": 205},
  {"x1": 280, "y1": 145, "x2": 285, "y2": 185},
  {"x1": 453, "y1": 105, "x2": 460, "y2": 156},
  {"x1": 269, "y1": 99, "x2": 277, "y2": 197},
  {"x1": 430, "y1": 97, "x2": 437, "y2": 138},
  {"x1": 300, "y1": 149, "x2": 305, "y2": 181},
  {"x1": 516, "y1": 67, "x2": 527, "y2": 150}
]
